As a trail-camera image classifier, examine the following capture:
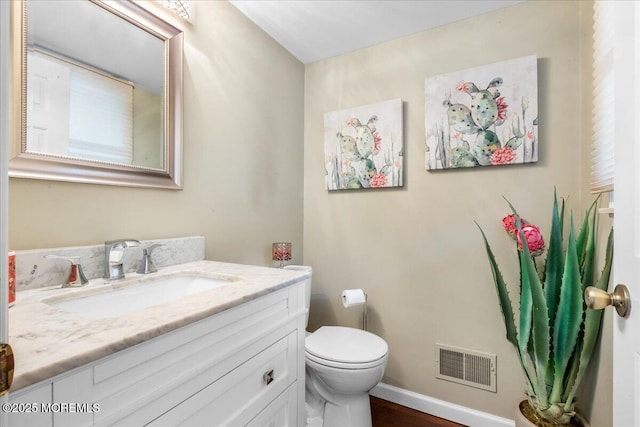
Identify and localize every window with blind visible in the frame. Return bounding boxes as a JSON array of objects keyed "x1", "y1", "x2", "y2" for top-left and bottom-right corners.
[{"x1": 591, "y1": 0, "x2": 614, "y2": 194}]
